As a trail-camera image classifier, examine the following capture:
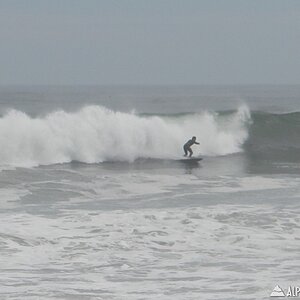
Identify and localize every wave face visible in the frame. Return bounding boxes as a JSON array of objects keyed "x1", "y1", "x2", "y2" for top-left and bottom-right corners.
[
  {"x1": 0, "y1": 105, "x2": 251, "y2": 167},
  {"x1": 245, "y1": 111, "x2": 300, "y2": 161}
]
